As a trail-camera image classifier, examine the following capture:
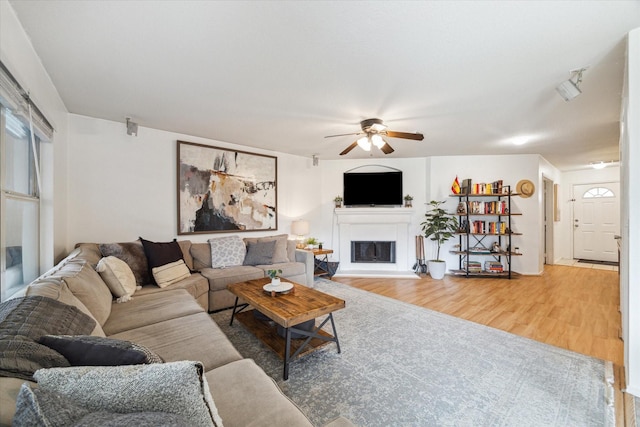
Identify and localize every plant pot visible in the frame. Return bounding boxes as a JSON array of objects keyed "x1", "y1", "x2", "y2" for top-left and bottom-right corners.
[
  {"x1": 271, "y1": 277, "x2": 281, "y2": 286},
  {"x1": 428, "y1": 260, "x2": 447, "y2": 280}
]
